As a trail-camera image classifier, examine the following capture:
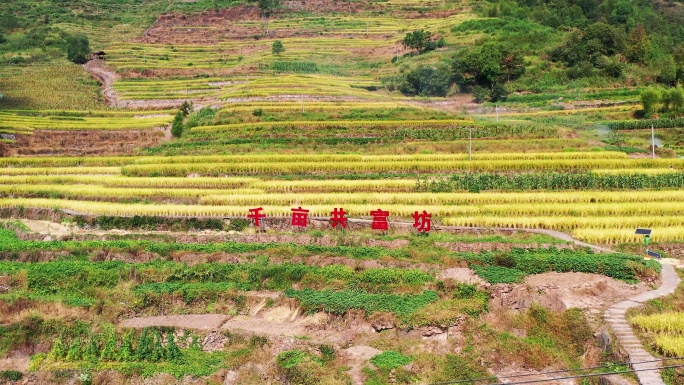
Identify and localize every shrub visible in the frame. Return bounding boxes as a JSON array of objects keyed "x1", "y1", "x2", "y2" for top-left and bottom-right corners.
[
  {"x1": 66, "y1": 34, "x2": 90, "y2": 64},
  {"x1": 399, "y1": 65, "x2": 451, "y2": 97},
  {"x1": 271, "y1": 40, "x2": 284, "y2": 55},
  {"x1": 370, "y1": 351, "x2": 412, "y2": 371},
  {"x1": 171, "y1": 111, "x2": 185, "y2": 138},
  {"x1": 0, "y1": 371, "x2": 23, "y2": 381},
  {"x1": 641, "y1": 88, "x2": 661, "y2": 117}
]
